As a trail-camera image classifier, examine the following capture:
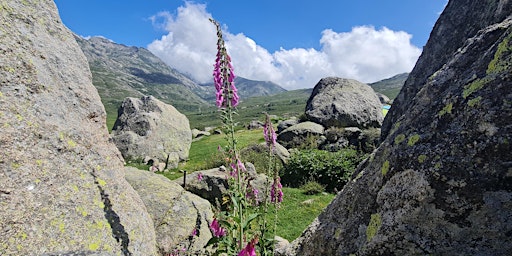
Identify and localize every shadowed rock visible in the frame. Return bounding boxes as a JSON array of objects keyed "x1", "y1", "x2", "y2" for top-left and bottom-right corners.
[{"x1": 283, "y1": 1, "x2": 512, "y2": 255}]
